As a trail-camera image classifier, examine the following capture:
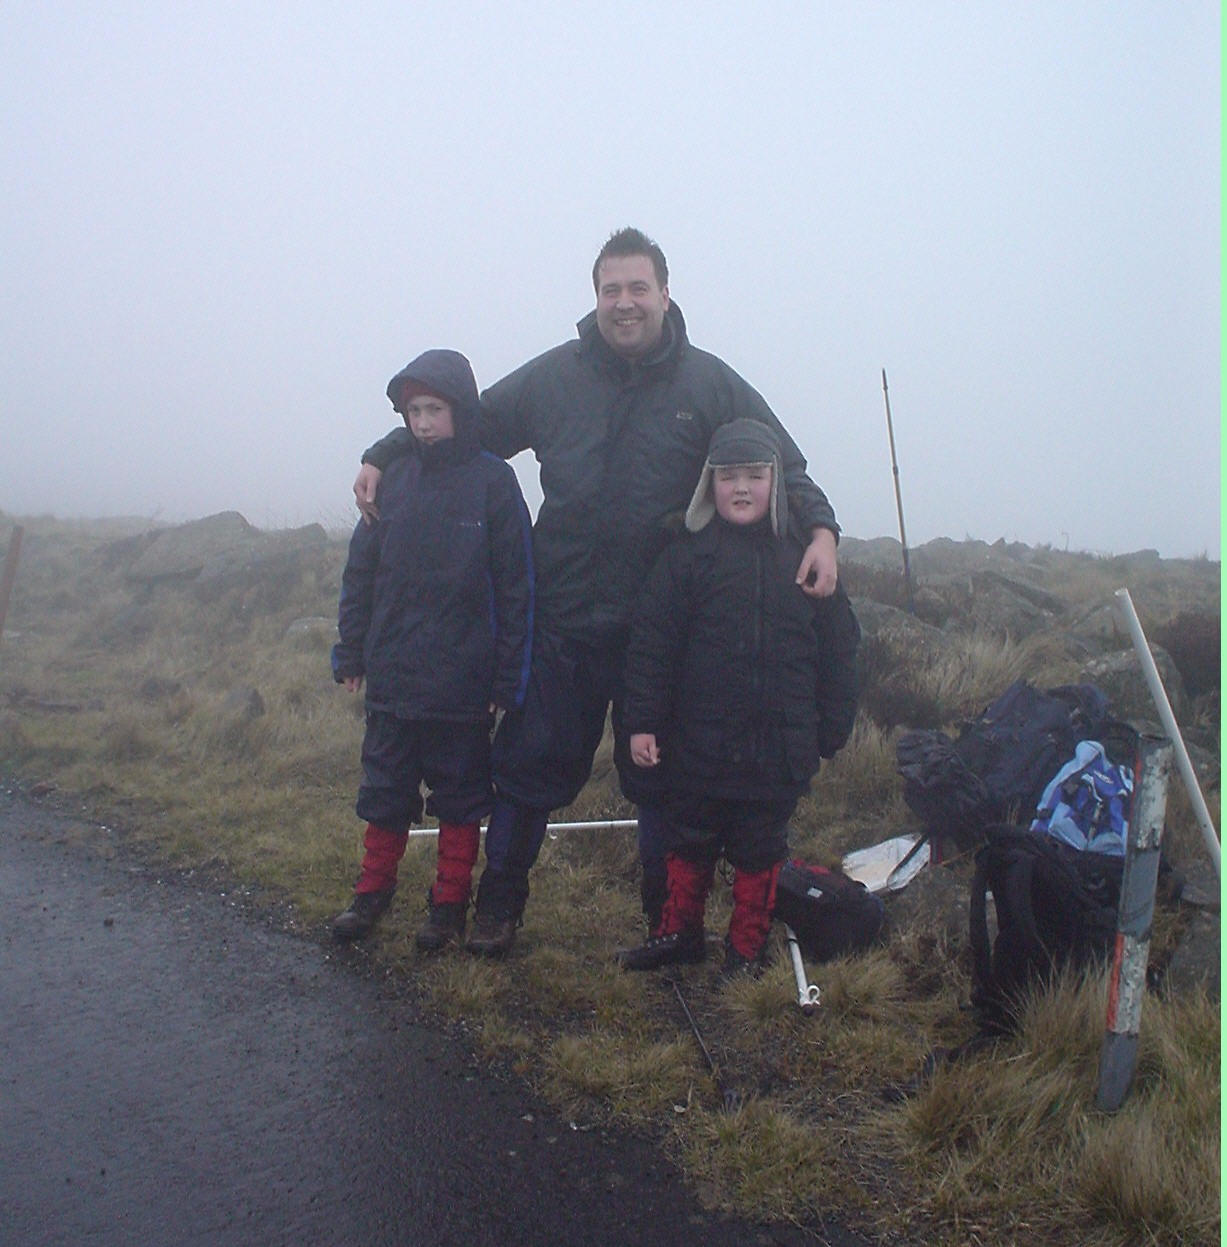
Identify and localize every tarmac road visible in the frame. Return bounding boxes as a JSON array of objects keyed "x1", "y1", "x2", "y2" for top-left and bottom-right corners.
[{"x1": 0, "y1": 784, "x2": 869, "y2": 1247}]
